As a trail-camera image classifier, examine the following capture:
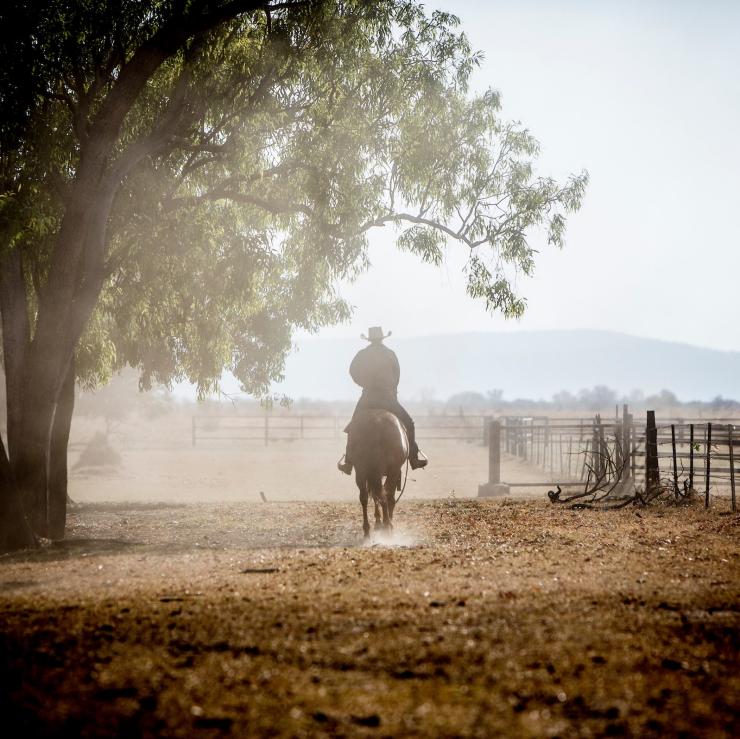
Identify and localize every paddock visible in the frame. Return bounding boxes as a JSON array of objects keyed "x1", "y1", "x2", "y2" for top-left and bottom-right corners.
[
  {"x1": 1, "y1": 497, "x2": 738, "y2": 736},
  {"x1": 1, "y1": 409, "x2": 738, "y2": 736}
]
